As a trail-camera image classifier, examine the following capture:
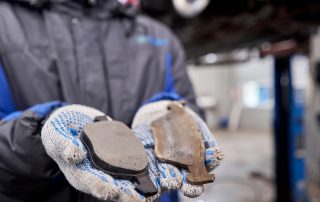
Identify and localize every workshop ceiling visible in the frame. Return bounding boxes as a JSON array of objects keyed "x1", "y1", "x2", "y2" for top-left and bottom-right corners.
[{"x1": 141, "y1": 0, "x2": 320, "y2": 59}]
